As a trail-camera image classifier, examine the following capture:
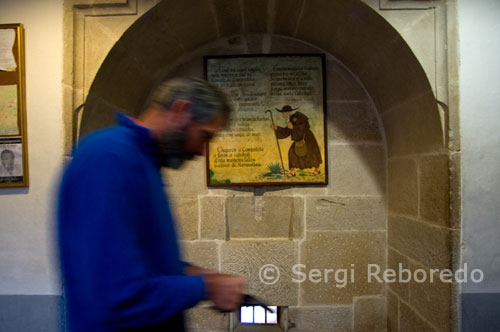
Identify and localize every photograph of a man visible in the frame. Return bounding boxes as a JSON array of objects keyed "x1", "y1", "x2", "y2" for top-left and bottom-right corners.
[
  {"x1": 57, "y1": 77, "x2": 247, "y2": 332},
  {"x1": 0, "y1": 145, "x2": 23, "y2": 179}
]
